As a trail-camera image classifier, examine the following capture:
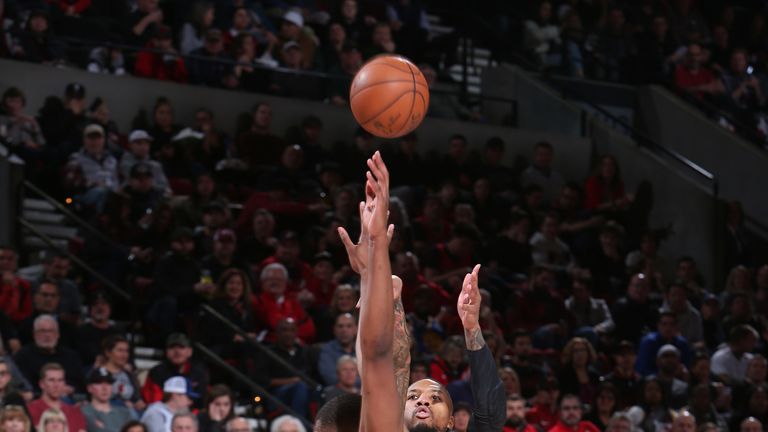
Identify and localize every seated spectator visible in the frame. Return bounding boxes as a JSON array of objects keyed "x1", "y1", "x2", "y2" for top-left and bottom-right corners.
[
  {"x1": 721, "y1": 293, "x2": 765, "y2": 342},
  {"x1": 636, "y1": 312, "x2": 692, "y2": 376},
  {"x1": 35, "y1": 253, "x2": 81, "y2": 325},
  {"x1": 530, "y1": 213, "x2": 573, "y2": 273},
  {"x1": 318, "y1": 22, "x2": 346, "y2": 72},
  {"x1": 674, "y1": 43, "x2": 724, "y2": 99},
  {"x1": 325, "y1": 41, "x2": 362, "y2": 106},
  {"x1": 558, "y1": 338, "x2": 600, "y2": 407},
  {"x1": 180, "y1": 2, "x2": 215, "y2": 55},
  {"x1": 317, "y1": 313, "x2": 356, "y2": 386},
  {"x1": 547, "y1": 394, "x2": 599, "y2": 432},
  {"x1": 499, "y1": 367, "x2": 522, "y2": 398},
  {"x1": 199, "y1": 268, "x2": 256, "y2": 363},
  {"x1": 0, "y1": 406, "x2": 31, "y2": 432},
  {"x1": 97, "y1": 335, "x2": 143, "y2": 410},
  {"x1": 422, "y1": 223, "x2": 480, "y2": 279},
  {"x1": 601, "y1": 341, "x2": 642, "y2": 409},
  {"x1": 303, "y1": 252, "x2": 338, "y2": 310},
  {"x1": 721, "y1": 49, "x2": 766, "y2": 117},
  {"x1": 119, "y1": 130, "x2": 170, "y2": 192},
  {"x1": 140, "y1": 377, "x2": 196, "y2": 432},
  {"x1": 277, "y1": 10, "x2": 316, "y2": 70},
  {"x1": 564, "y1": 278, "x2": 614, "y2": 344},
  {"x1": 190, "y1": 109, "x2": 229, "y2": 172},
  {"x1": 429, "y1": 336, "x2": 468, "y2": 386},
  {"x1": 520, "y1": 141, "x2": 566, "y2": 205},
  {"x1": 223, "y1": 417, "x2": 249, "y2": 432},
  {"x1": 253, "y1": 263, "x2": 316, "y2": 343},
  {"x1": 584, "y1": 383, "x2": 619, "y2": 431},
  {"x1": 313, "y1": 285, "x2": 359, "y2": 343},
  {"x1": 37, "y1": 409, "x2": 74, "y2": 432},
  {"x1": 504, "y1": 395, "x2": 538, "y2": 432},
  {"x1": 257, "y1": 318, "x2": 311, "y2": 419},
  {"x1": 149, "y1": 228, "x2": 210, "y2": 335},
  {"x1": 235, "y1": 103, "x2": 286, "y2": 168},
  {"x1": 18, "y1": 10, "x2": 66, "y2": 65},
  {"x1": 86, "y1": 45, "x2": 126, "y2": 76},
  {"x1": 650, "y1": 345, "x2": 689, "y2": 409},
  {"x1": 525, "y1": 378, "x2": 560, "y2": 431},
  {"x1": 583, "y1": 155, "x2": 632, "y2": 215},
  {"x1": 594, "y1": 8, "x2": 633, "y2": 82},
  {"x1": 194, "y1": 201, "x2": 229, "y2": 258},
  {"x1": 0, "y1": 87, "x2": 46, "y2": 162},
  {"x1": 38, "y1": 82, "x2": 89, "y2": 163},
  {"x1": 140, "y1": 334, "x2": 209, "y2": 407},
  {"x1": 76, "y1": 292, "x2": 123, "y2": 367},
  {"x1": 581, "y1": 222, "x2": 626, "y2": 301},
  {"x1": 196, "y1": 384, "x2": 234, "y2": 432},
  {"x1": 14, "y1": 315, "x2": 85, "y2": 393},
  {"x1": 731, "y1": 384, "x2": 768, "y2": 430},
  {"x1": 18, "y1": 280, "x2": 77, "y2": 347},
  {"x1": 201, "y1": 229, "x2": 248, "y2": 283},
  {"x1": 363, "y1": 22, "x2": 396, "y2": 58},
  {"x1": 711, "y1": 325, "x2": 759, "y2": 385},
  {"x1": 0, "y1": 357, "x2": 30, "y2": 405},
  {"x1": 611, "y1": 273, "x2": 660, "y2": 343},
  {"x1": 80, "y1": 369, "x2": 134, "y2": 432},
  {"x1": 269, "y1": 42, "x2": 319, "y2": 99},
  {"x1": 505, "y1": 330, "x2": 548, "y2": 399},
  {"x1": 67, "y1": 124, "x2": 119, "y2": 213},
  {"x1": 320, "y1": 355, "x2": 359, "y2": 406},
  {"x1": 188, "y1": 29, "x2": 236, "y2": 88},
  {"x1": 733, "y1": 355, "x2": 768, "y2": 410},
  {"x1": 0, "y1": 246, "x2": 32, "y2": 323},
  {"x1": 270, "y1": 415, "x2": 305, "y2": 432},
  {"x1": 260, "y1": 232, "x2": 312, "y2": 294},
  {"x1": 231, "y1": 34, "x2": 274, "y2": 93},
  {"x1": 239, "y1": 209, "x2": 277, "y2": 264},
  {"x1": 634, "y1": 377, "x2": 673, "y2": 430},
  {"x1": 523, "y1": 1, "x2": 561, "y2": 68},
  {"x1": 133, "y1": 26, "x2": 188, "y2": 83},
  {"x1": 122, "y1": 163, "x2": 165, "y2": 225},
  {"x1": 126, "y1": 0, "x2": 165, "y2": 46},
  {"x1": 660, "y1": 281, "x2": 703, "y2": 345},
  {"x1": 684, "y1": 383, "x2": 727, "y2": 430},
  {"x1": 27, "y1": 363, "x2": 87, "y2": 432},
  {"x1": 625, "y1": 231, "x2": 671, "y2": 280},
  {"x1": 85, "y1": 98, "x2": 120, "y2": 155}
]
